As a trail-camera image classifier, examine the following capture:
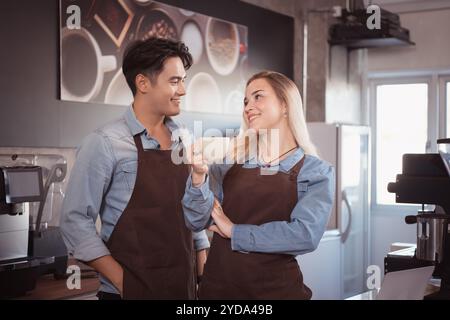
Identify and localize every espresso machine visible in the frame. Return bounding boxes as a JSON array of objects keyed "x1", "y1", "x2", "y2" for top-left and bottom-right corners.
[
  {"x1": 386, "y1": 139, "x2": 450, "y2": 299},
  {"x1": 0, "y1": 154, "x2": 68, "y2": 298}
]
